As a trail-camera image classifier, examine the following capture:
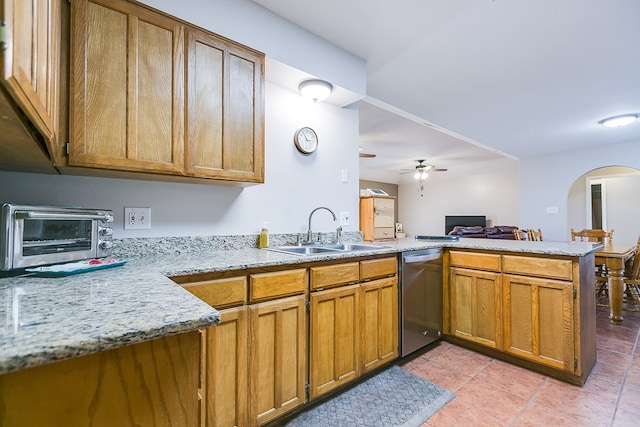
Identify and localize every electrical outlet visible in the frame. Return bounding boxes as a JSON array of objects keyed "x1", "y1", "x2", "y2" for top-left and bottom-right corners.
[
  {"x1": 124, "y1": 207, "x2": 151, "y2": 230},
  {"x1": 339, "y1": 211, "x2": 350, "y2": 226}
]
